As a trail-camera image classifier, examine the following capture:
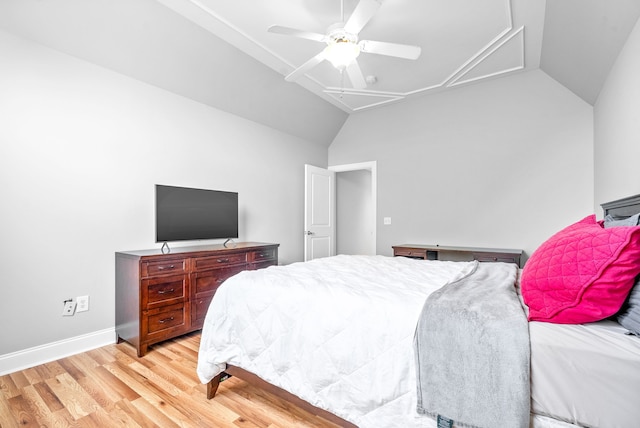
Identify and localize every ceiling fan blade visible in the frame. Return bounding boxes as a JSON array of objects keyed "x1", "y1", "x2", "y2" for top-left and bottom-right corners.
[
  {"x1": 345, "y1": 61, "x2": 367, "y2": 89},
  {"x1": 268, "y1": 25, "x2": 326, "y2": 43},
  {"x1": 344, "y1": 0, "x2": 382, "y2": 34},
  {"x1": 359, "y1": 39, "x2": 421, "y2": 60},
  {"x1": 285, "y1": 50, "x2": 326, "y2": 82}
]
